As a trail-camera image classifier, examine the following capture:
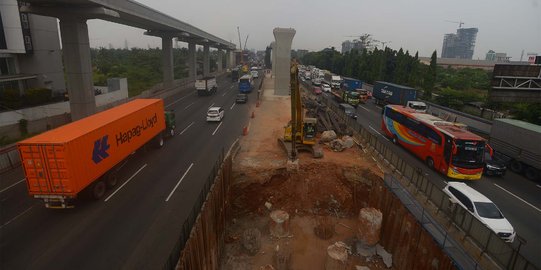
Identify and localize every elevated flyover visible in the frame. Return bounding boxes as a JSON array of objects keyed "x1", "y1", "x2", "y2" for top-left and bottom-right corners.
[{"x1": 21, "y1": 0, "x2": 236, "y2": 120}]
